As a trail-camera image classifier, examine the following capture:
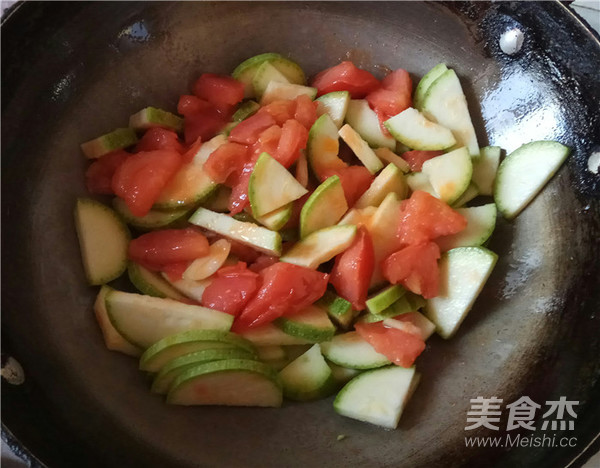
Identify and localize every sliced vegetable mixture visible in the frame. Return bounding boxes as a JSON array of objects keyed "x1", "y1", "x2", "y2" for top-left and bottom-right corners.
[{"x1": 75, "y1": 52, "x2": 570, "y2": 429}]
